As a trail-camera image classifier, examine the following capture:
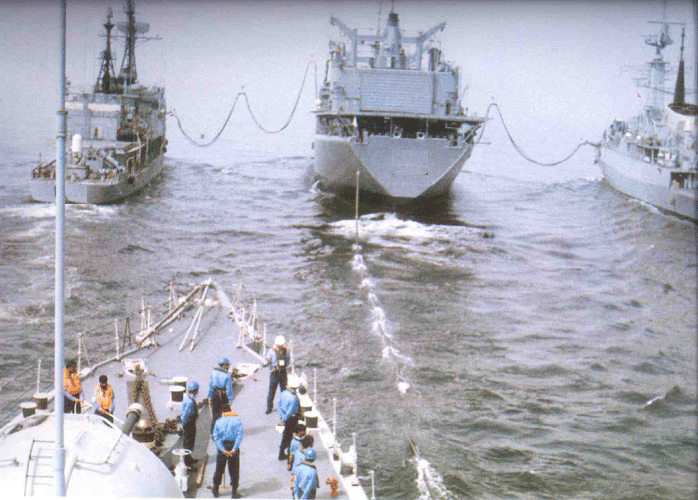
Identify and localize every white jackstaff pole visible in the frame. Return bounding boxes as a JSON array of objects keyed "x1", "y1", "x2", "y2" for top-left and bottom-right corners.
[{"x1": 54, "y1": 0, "x2": 67, "y2": 495}]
